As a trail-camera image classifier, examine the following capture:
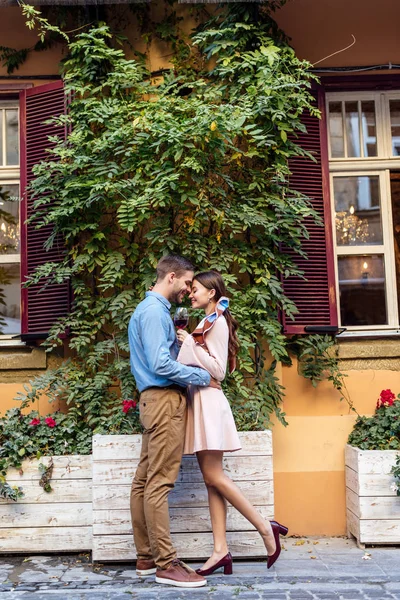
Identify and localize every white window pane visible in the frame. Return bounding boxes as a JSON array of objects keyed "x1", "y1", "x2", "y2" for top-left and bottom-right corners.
[
  {"x1": 361, "y1": 101, "x2": 377, "y2": 157},
  {"x1": 328, "y1": 102, "x2": 344, "y2": 158},
  {"x1": 390, "y1": 99, "x2": 400, "y2": 156},
  {"x1": 5, "y1": 109, "x2": 18, "y2": 165},
  {"x1": 334, "y1": 176, "x2": 383, "y2": 246},
  {"x1": 345, "y1": 101, "x2": 361, "y2": 158},
  {"x1": 0, "y1": 111, "x2": 2, "y2": 165},
  {"x1": 0, "y1": 184, "x2": 20, "y2": 255},
  {"x1": 338, "y1": 255, "x2": 387, "y2": 326},
  {"x1": 0, "y1": 263, "x2": 20, "y2": 335}
]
